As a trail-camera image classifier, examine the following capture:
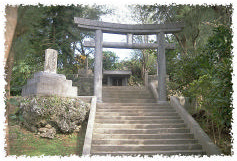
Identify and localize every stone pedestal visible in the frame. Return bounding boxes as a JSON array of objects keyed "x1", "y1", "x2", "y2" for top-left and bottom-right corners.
[{"x1": 22, "y1": 49, "x2": 78, "y2": 97}]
